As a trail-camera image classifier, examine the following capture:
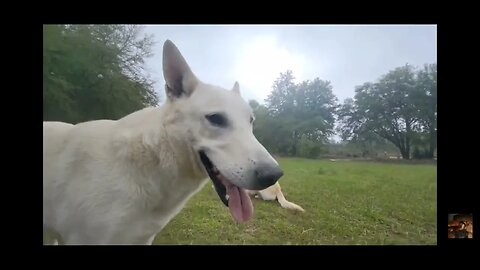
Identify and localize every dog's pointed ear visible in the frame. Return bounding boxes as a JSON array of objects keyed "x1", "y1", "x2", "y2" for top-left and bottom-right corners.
[
  {"x1": 232, "y1": 81, "x2": 241, "y2": 95},
  {"x1": 163, "y1": 40, "x2": 199, "y2": 100}
]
